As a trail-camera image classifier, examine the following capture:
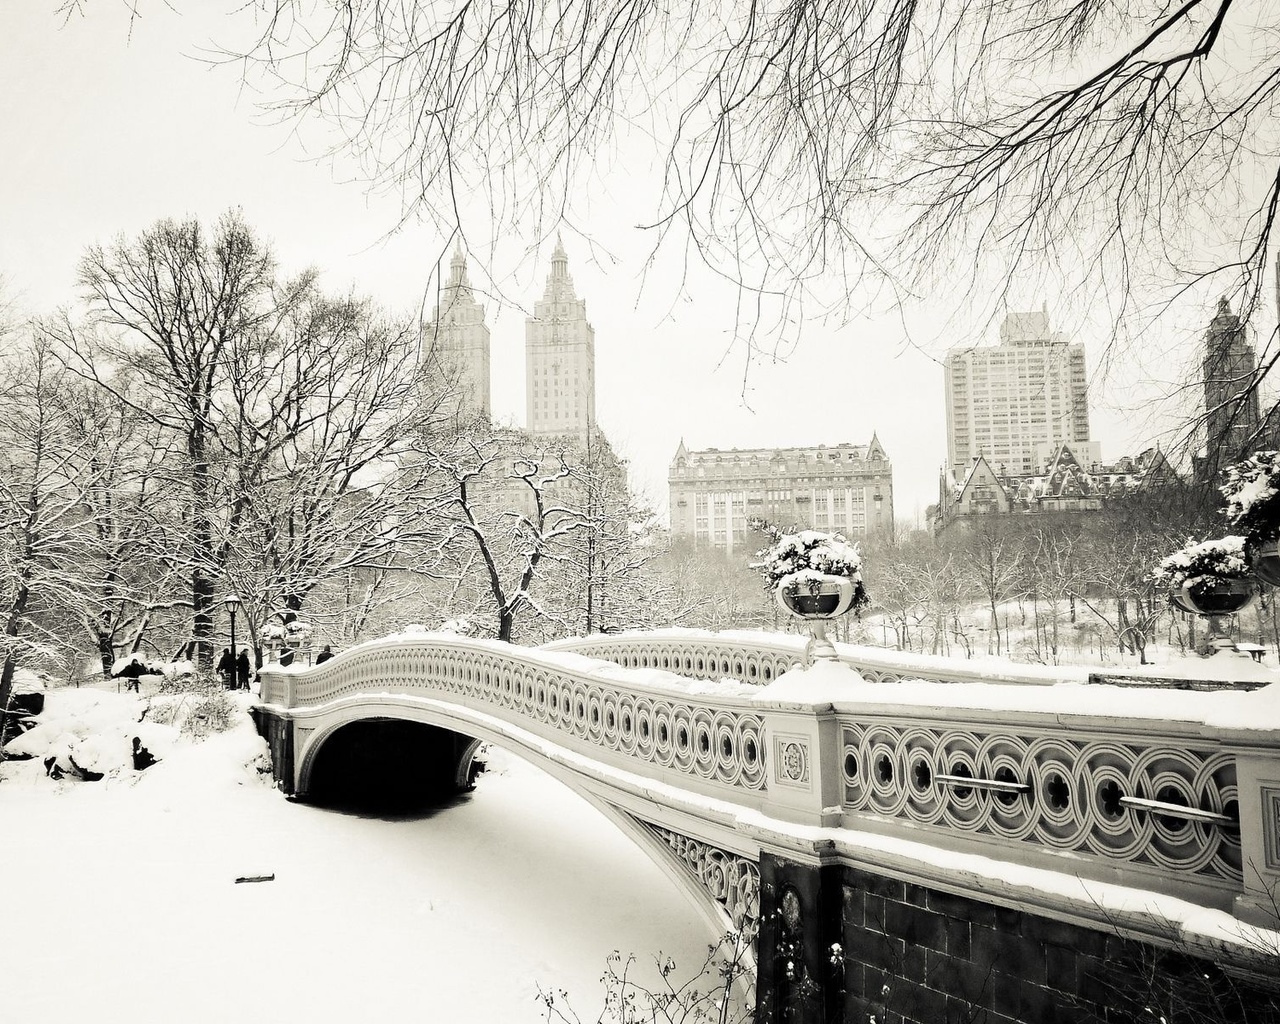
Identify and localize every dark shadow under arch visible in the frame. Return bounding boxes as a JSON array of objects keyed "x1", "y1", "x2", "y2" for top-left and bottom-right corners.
[{"x1": 306, "y1": 717, "x2": 484, "y2": 813}]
